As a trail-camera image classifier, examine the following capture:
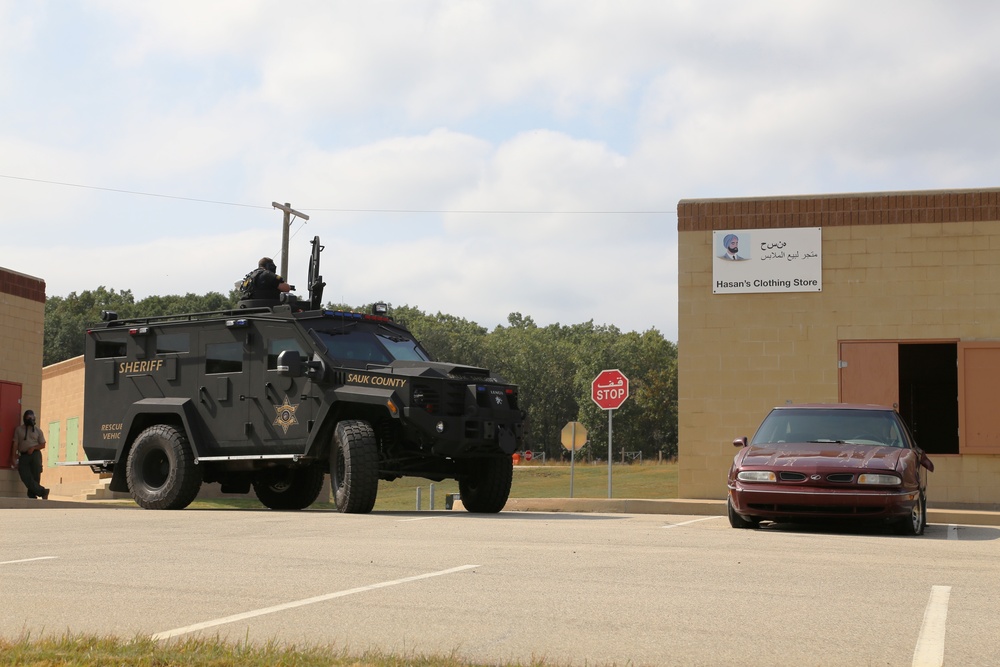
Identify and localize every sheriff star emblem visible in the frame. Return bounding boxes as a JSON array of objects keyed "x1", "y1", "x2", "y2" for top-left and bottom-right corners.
[{"x1": 272, "y1": 395, "x2": 300, "y2": 434}]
